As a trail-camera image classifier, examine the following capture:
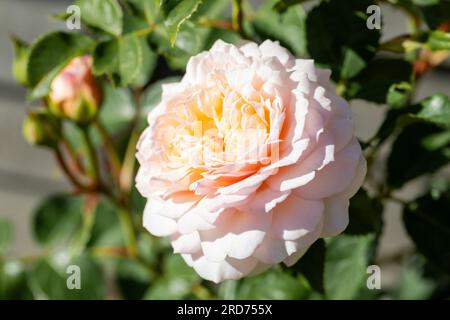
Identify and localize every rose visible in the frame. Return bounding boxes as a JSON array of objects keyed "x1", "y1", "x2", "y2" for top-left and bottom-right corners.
[
  {"x1": 48, "y1": 55, "x2": 101, "y2": 124},
  {"x1": 136, "y1": 40, "x2": 366, "y2": 283}
]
